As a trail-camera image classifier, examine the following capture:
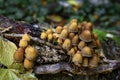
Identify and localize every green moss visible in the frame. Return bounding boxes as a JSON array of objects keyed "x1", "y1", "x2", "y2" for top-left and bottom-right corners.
[{"x1": 93, "y1": 29, "x2": 107, "y2": 41}]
